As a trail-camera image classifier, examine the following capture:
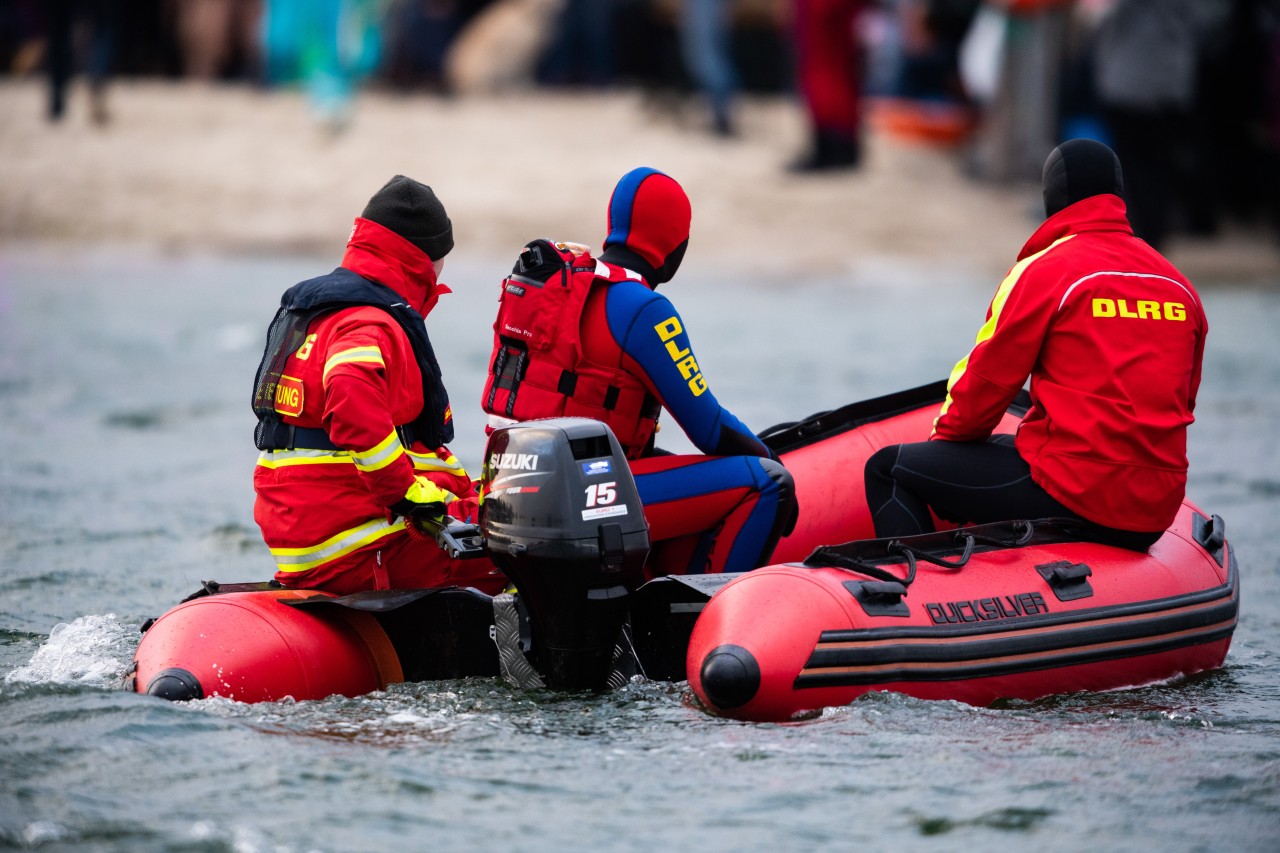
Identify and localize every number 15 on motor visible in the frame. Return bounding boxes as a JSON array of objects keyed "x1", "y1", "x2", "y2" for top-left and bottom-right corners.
[{"x1": 585, "y1": 482, "x2": 617, "y2": 507}]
